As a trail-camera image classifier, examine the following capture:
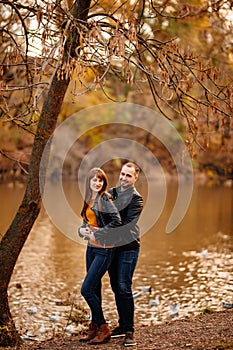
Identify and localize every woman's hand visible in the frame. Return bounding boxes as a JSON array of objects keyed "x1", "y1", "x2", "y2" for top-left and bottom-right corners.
[
  {"x1": 82, "y1": 232, "x2": 95, "y2": 241},
  {"x1": 78, "y1": 226, "x2": 96, "y2": 241},
  {"x1": 83, "y1": 232, "x2": 96, "y2": 241},
  {"x1": 79, "y1": 226, "x2": 91, "y2": 238}
]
